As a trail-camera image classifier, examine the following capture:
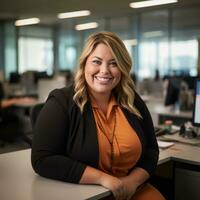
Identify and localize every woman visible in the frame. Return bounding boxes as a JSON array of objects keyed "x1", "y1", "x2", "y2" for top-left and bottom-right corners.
[{"x1": 31, "y1": 31, "x2": 165, "y2": 200}]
